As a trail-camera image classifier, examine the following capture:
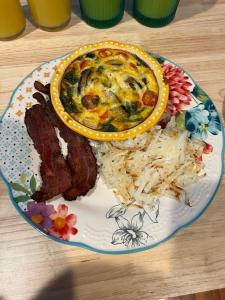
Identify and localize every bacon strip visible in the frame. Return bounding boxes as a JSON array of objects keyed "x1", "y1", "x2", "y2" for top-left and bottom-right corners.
[
  {"x1": 24, "y1": 104, "x2": 72, "y2": 202},
  {"x1": 33, "y1": 81, "x2": 97, "y2": 201},
  {"x1": 46, "y1": 101, "x2": 97, "y2": 200}
]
